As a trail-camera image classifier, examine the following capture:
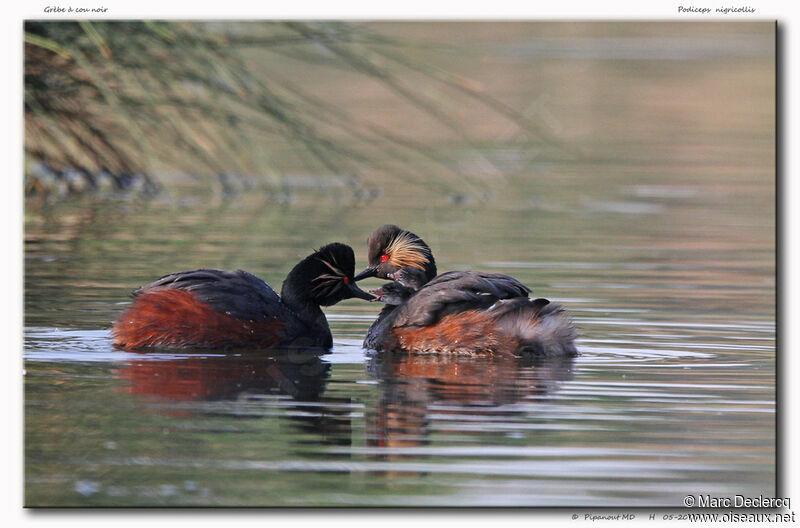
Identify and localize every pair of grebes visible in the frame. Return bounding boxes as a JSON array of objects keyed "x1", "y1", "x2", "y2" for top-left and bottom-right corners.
[{"x1": 112, "y1": 224, "x2": 577, "y2": 356}]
